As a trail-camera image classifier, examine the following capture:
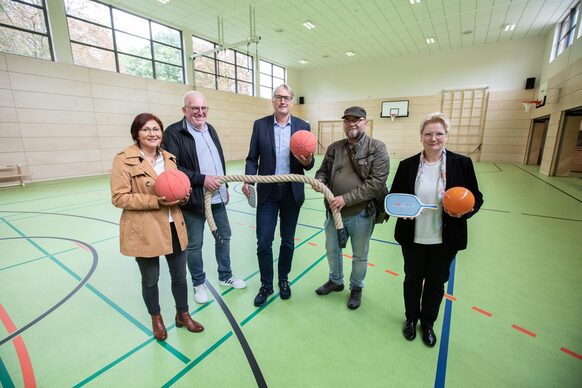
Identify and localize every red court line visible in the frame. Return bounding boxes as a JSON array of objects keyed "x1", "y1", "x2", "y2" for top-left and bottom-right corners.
[
  {"x1": 367, "y1": 263, "x2": 375, "y2": 267},
  {"x1": 384, "y1": 269, "x2": 399, "y2": 276},
  {"x1": 0, "y1": 303, "x2": 37, "y2": 387},
  {"x1": 237, "y1": 222, "x2": 245, "y2": 226},
  {"x1": 75, "y1": 242, "x2": 91, "y2": 253},
  {"x1": 471, "y1": 306, "x2": 492, "y2": 317},
  {"x1": 560, "y1": 347, "x2": 582, "y2": 360},
  {"x1": 249, "y1": 226, "x2": 256, "y2": 229},
  {"x1": 444, "y1": 293, "x2": 457, "y2": 301},
  {"x1": 294, "y1": 237, "x2": 300, "y2": 241},
  {"x1": 307, "y1": 242, "x2": 317, "y2": 246},
  {"x1": 343, "y1": 254, "x2": 352, "y2": 259},
  {"x1": 512, "y1": 324, "x2": 536, "y2": 337}
]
